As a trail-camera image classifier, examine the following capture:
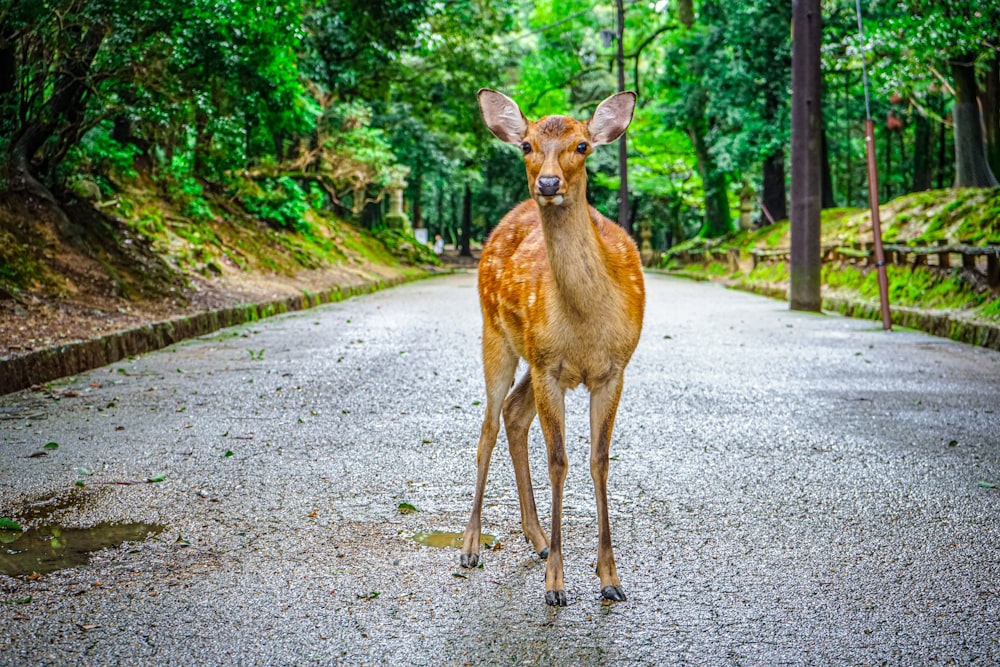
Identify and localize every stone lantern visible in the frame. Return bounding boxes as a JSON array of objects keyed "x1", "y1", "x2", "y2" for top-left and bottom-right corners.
[{"x1": 385, "y1": 171, "x2": 410, "y2": 230}]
